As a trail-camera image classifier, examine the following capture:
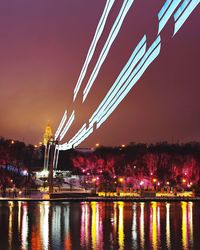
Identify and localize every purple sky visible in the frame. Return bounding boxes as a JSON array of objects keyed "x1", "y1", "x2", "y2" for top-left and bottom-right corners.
[{"x1": 0, "y1": 0, "x2": 199, "y2": 146}]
